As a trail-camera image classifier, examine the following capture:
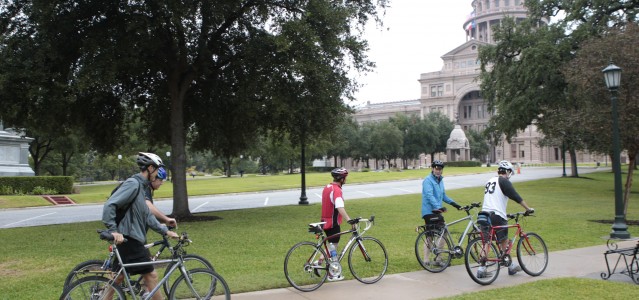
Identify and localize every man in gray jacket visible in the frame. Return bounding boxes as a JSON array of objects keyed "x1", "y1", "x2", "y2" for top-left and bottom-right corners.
[{"x1": 102, "y1": 152, "x2": 178, "y2": 300}]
